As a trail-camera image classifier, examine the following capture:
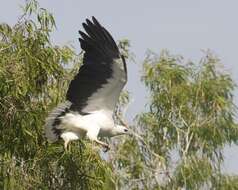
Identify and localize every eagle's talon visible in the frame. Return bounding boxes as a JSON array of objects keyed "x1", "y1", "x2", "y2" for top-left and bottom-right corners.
[{"x1": 103, "y1": 145, "x2": 110, "y2": 152}]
